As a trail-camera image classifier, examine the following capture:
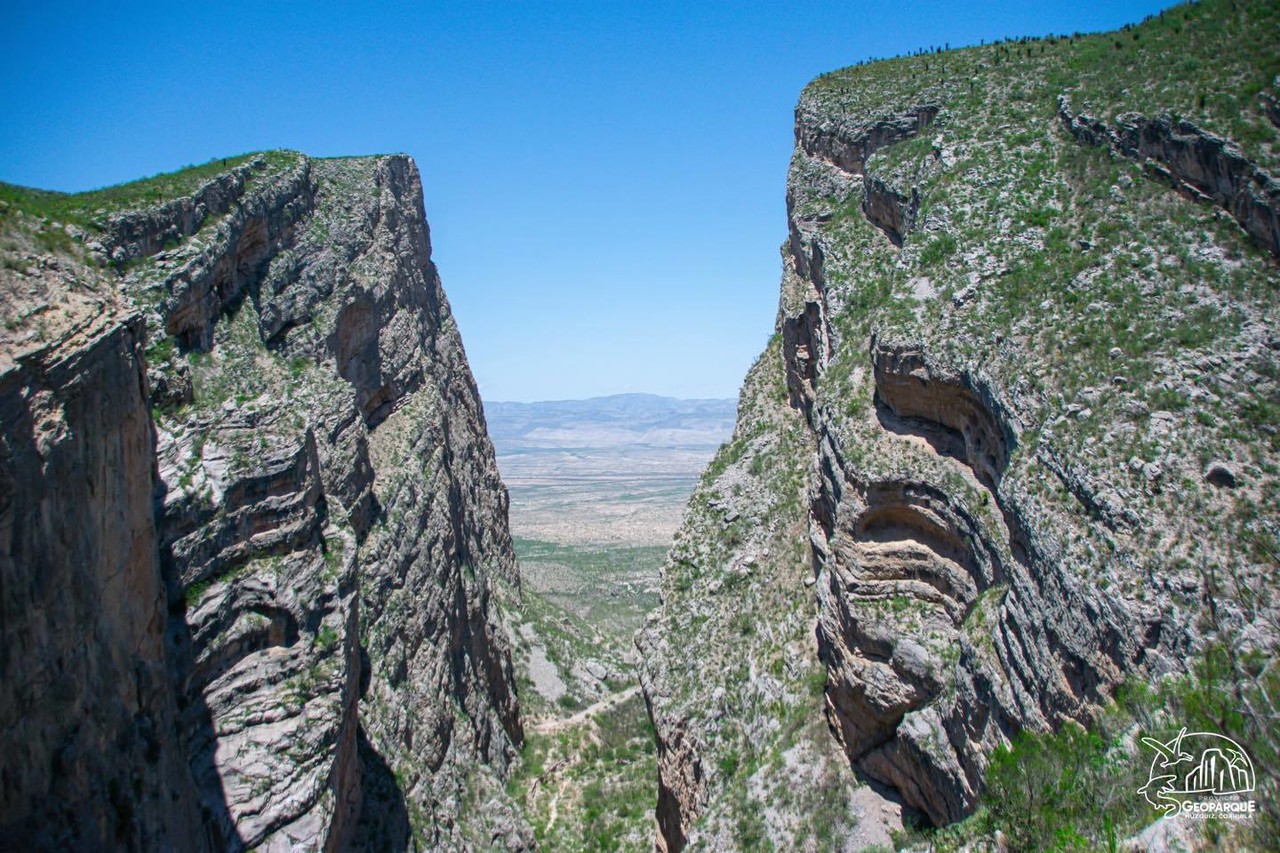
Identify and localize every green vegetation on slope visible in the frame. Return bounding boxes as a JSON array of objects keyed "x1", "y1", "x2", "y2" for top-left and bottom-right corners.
[
  {"x1": 0, "y1": 152, "x2": 301, "y2": 229},
  {"x1": 514, "y1": 538, "x2": 665, "y2": 641},
  {"x1": 787, "y1": 0, "x2": 1278, "y2": 848},
  {"x1": 507, "y1": 691, "x2": 657, "y2": 852},
  {"x1": 793, "y1": 0, "x2": 1278, "y2": 596},
  {"x1": 642, "y1": 334, "x2": 878, "y2": 849},
  {"x1": 810, "y1": 0, "x2": 1280, "y2": 169},
  {"x1": 502, "y1": 540, "x2": 662, "y2": 850},
  {"x1": 506, "y1": 584, "x2": 628, "y2": 716},
  {"x1": 647, "y1": 0, "x2": 1278, "y2": 848},
  {"x1": 891, "y1": 640, "x2": 1280, "y2": 851}
]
